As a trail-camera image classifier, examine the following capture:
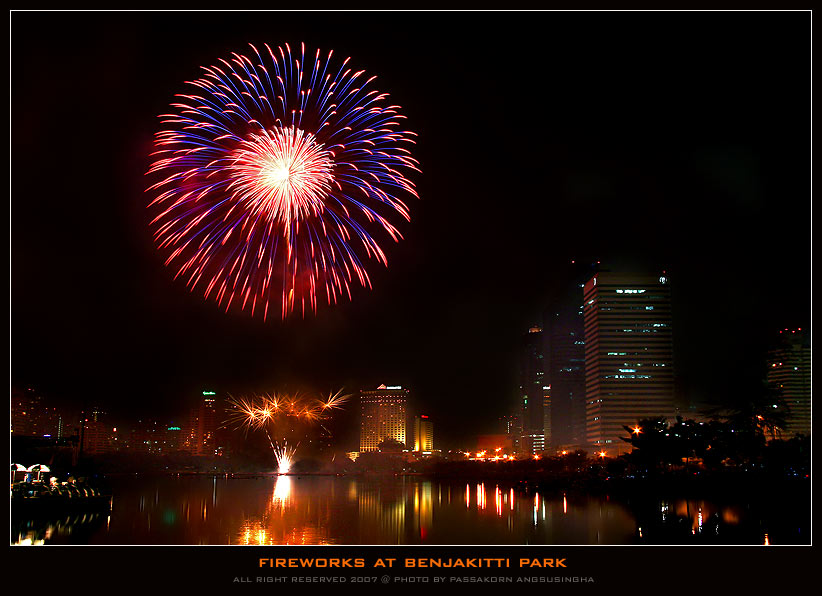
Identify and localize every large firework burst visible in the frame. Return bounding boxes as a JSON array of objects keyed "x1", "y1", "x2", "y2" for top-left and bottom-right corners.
[{"x1": 147, "y1": 42, "x2": 420, "y2": 319}]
